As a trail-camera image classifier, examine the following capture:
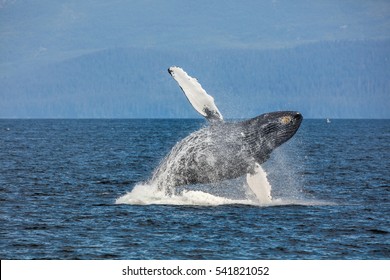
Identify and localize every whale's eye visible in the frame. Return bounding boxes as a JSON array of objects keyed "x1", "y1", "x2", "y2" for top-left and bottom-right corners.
[{"x1": 280, "y1": 116, "x2": 292, "y2": 125}]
